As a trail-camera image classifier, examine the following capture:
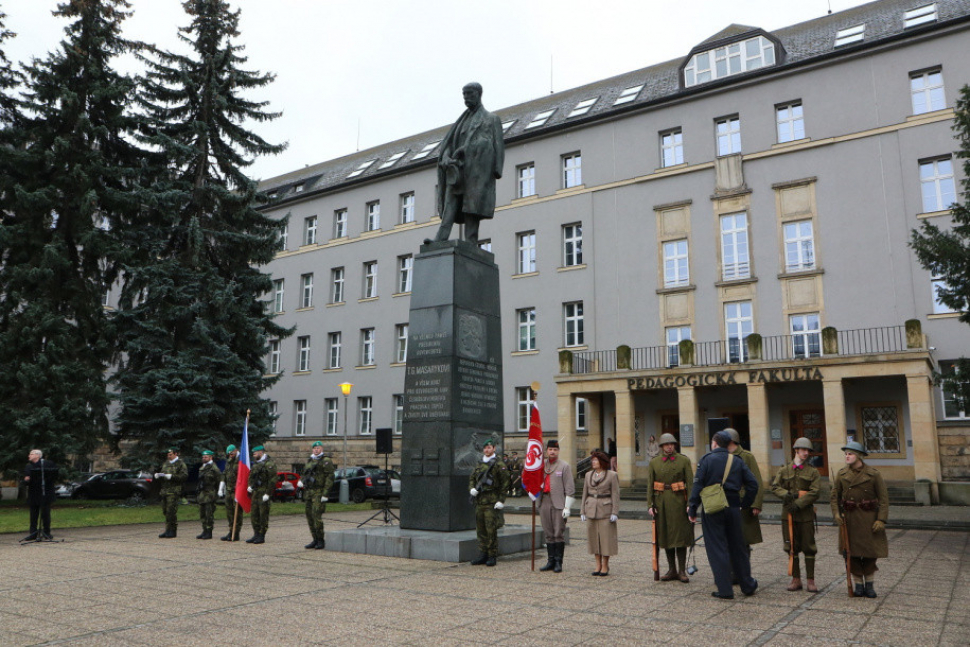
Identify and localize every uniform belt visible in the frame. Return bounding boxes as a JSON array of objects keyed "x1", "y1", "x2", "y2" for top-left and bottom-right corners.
[
  {"x1": 653, "y1": 481, "x2": 686, "y2": 492},
  {"x1": 590, "y1": 493, "x2": 612, "y2": 499},
  {"x1": 843, "y1": 499, "x2": 878, "y2": 512}
]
